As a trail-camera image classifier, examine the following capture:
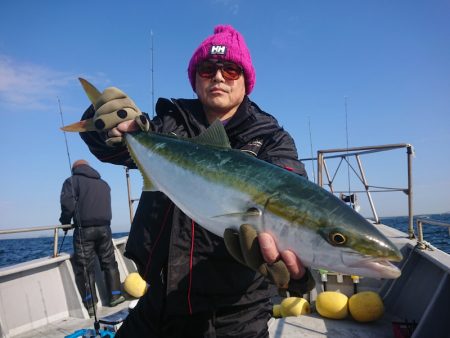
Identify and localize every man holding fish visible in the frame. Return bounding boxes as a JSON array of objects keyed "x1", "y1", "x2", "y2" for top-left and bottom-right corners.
[
  {"x1": 67, "y1": 24, "x2": 402, "y2": 337},
  {"x1": 74, "y1": 25, "x2": 314, "y2": 337}
]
